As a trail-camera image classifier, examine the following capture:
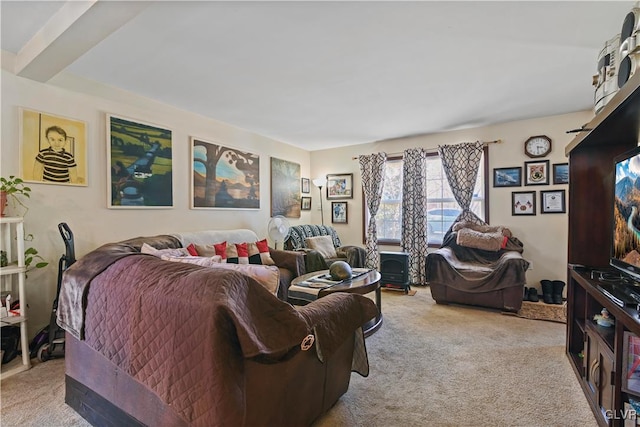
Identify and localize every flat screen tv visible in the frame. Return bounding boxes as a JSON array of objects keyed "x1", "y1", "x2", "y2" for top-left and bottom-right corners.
[{"x1": 611, "y1": 144, "x2": 640, "y2": 282}]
